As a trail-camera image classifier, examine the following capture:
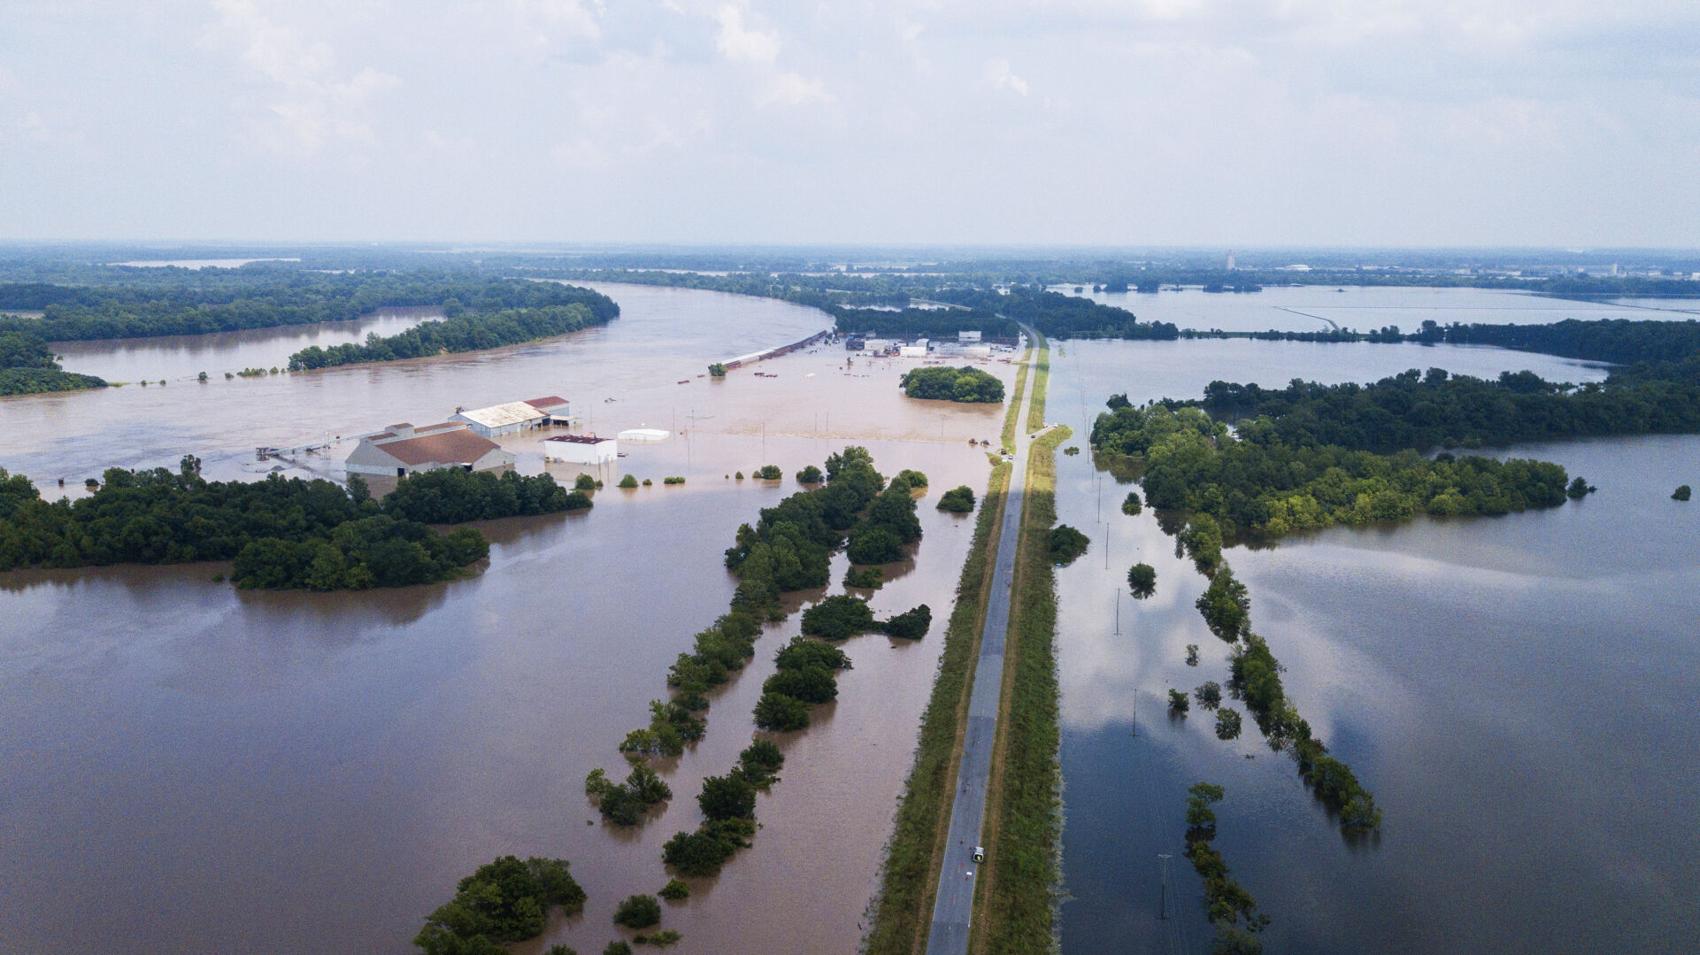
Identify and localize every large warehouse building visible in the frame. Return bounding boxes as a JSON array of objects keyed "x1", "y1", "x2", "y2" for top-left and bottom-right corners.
[
  {"x1": 345, "y1": 422, "x2": 516, "y2": 478},
  {"x1": 451, "y1": 395, "x2": 572, "y2": 438}
]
